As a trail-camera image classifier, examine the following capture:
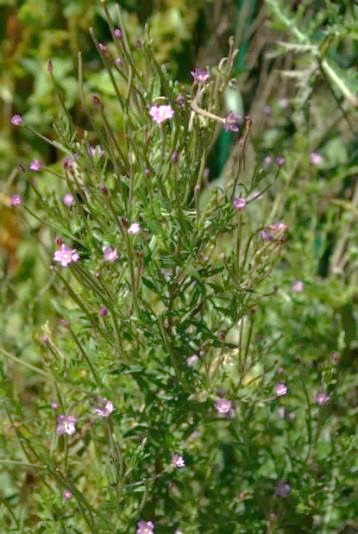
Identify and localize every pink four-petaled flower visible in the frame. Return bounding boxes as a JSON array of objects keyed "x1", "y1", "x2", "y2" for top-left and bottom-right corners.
[
  {"x1": 315, "y1": 391, "x2": 330, "y2": 406},
  {"x1": 94, "y1": 399, "x2": 114, "y2": 417},
  {"x1": 57, "y1": 414, "x2": 77, "y2": 436},
  {"x1": 171, "y1": 454, "x2": 185, "y2": 469},
  {"x1": 233, "y1": 197, "x2": 246, "y2": 211},
  {"x1": 136, "y1": 520, "x2": 155, "y2": 534},
  {"x1": 215, "y1": 399, "x2": 232, "y2": 414},
  {"x1": 30, "y1": 159, "x2": 43, "y2": 172},
  {"x1": 128, "y1": 223, "x2": 141, "y2": 235},
  {"x1": 310, "y1": 152, "x2": 323, "y2": 166},
  {"x1": 191, "y1": 67, "x2": 210, "y2": 83},
  {"x1": 10, "y1": 194, "x2": 22, "y2": 207},
  {"x1": 53, "y1": 244, "x2": 79, "y2": 267},
  {"x1": 11, "y1": 114, "x2": 23, "y2": 126},
  {"x1": 291, "y1": 280, "x2": 304, "y2": 293},
  {"x1": 149, "y1": 104, "x2": 174, "y2": 124},
  {"x1": 274, "y1": 383, "x2": 287, "y2": 397},
  {"x1": 102, "y1": 246, "x2": 118, "y2": 263},
  {"x1": 62, "y1": 193, "x2": 75, "y2": 207},
  {"x1": 62, "y1": 489, "x2": 73, "y2": 500}
]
